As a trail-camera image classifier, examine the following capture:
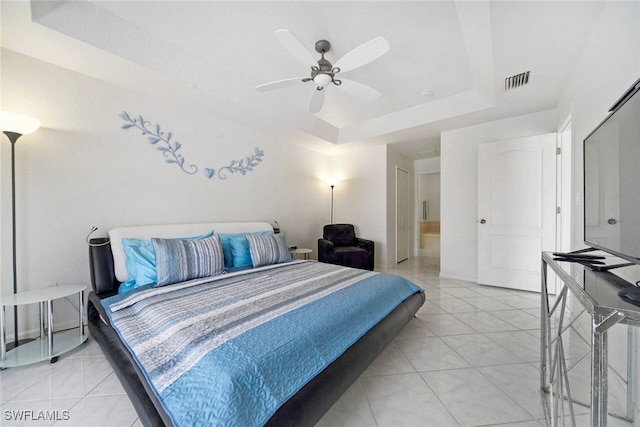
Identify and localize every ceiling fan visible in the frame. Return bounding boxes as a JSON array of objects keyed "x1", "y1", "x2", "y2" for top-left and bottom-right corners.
[{"x1": 256, "y1": 29, "x2": 390, "y2": 113}]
